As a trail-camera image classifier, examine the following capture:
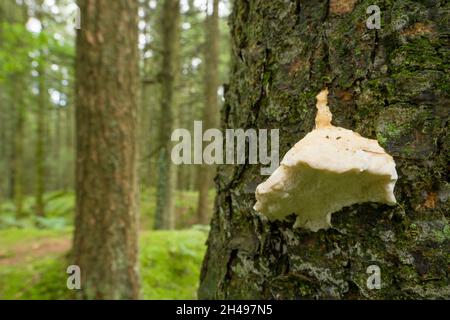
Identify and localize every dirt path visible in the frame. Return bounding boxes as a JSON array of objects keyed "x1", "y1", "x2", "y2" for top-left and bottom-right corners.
[{"x1": 0, "y1": 238, "x2": 71, "y2": 266}]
